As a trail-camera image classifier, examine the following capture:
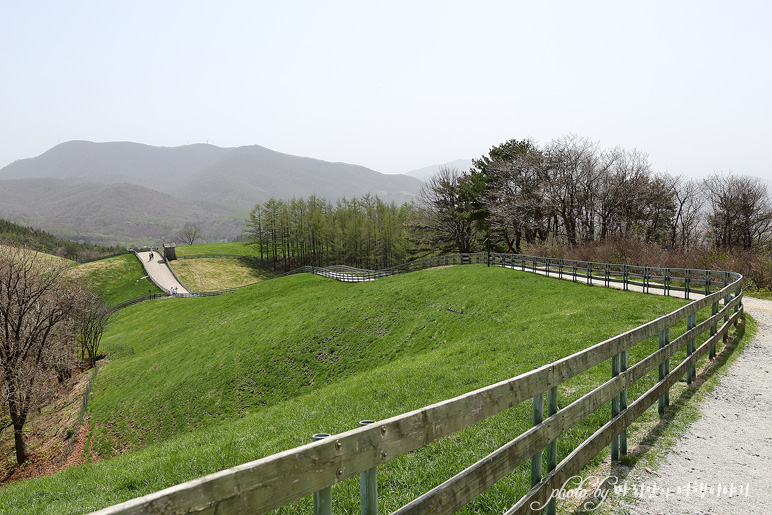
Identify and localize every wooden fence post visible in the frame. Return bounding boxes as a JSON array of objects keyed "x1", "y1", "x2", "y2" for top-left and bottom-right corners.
[
  {"x1": 312, "y1": 433, "x2": 332, "y2": 515},
  {"x1": 611, "y1": 353, "x2": 620, "y2": 460},
  {"x1": 359, "y1": 421, "x2": 377, "y2": 515},
  {"x1": 620, "y1": 350, "x2": 628, "y2": 455},
  {"x1": 710, "y1": 300, "x2": 719, "y2": 359},
  {"x1": 531, "y1": 388, "x2": 544, "y2": 487},
  {"x1": 685, "y1": 269, "x2": 691, "y2": 300},
  {"x1": 686, "y1": 314, "x2": 696, "y2": 384},
  {"x1": 658, "y1": 328, "x2": 670, "y2": 414},
  {"x1": 546, "y1": 383, "x2": 558, "y2": 515},
  {"x1": 723, "y1": 273, "x2": 731, "y2": 343}
]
